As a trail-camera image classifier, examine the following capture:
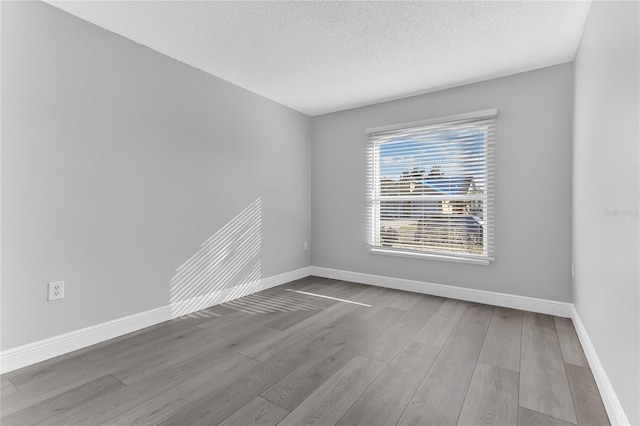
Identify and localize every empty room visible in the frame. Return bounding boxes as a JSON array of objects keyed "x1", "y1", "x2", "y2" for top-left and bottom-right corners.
[{"x1": 1, "y1": 1, "x2": 638, "y2": 425}]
